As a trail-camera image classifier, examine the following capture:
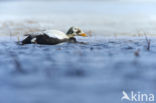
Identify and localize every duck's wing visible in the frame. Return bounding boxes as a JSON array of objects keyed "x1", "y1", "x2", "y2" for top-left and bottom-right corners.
[{"x1": 43, "y1": 30, "x2": 69, "y2": 40}]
